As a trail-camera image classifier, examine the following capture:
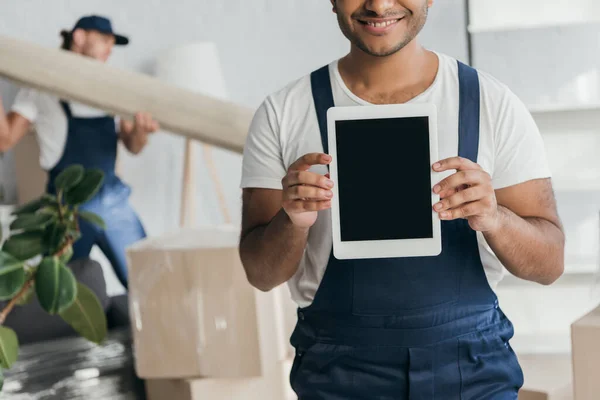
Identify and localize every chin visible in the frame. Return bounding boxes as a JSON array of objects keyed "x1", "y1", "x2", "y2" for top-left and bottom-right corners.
[{"x1": 357, "y1": 41, "x2": 404, "y2": 57}]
